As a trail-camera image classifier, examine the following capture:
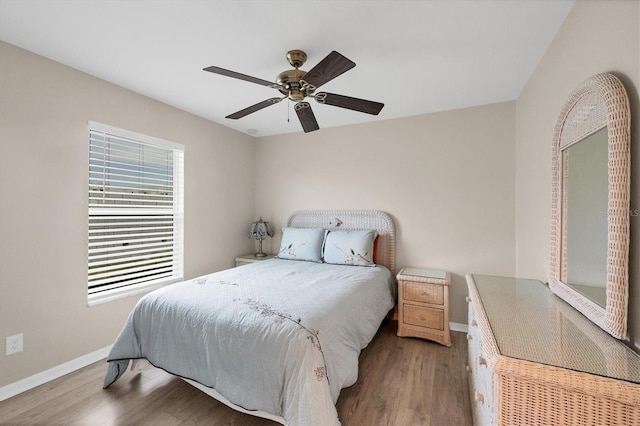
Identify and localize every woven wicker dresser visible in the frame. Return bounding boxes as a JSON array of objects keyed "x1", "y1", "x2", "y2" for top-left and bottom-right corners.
[{"x1": 466, "y1": 274, "x2": 640, "y2": 426}]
